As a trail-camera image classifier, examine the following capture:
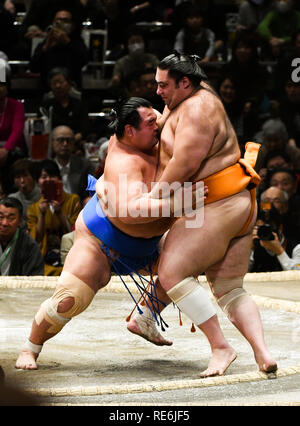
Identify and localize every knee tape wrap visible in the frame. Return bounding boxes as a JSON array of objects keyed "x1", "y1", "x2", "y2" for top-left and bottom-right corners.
[
  {"x1": 213, "y1": 277, "x2": 248, "y2": 316},
  {"x1": 35, "y1": 271, "x2": 95, "y2": 334},
  {"x1": 167, "y1": 277, "x2": 216, "y2": 326}
]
